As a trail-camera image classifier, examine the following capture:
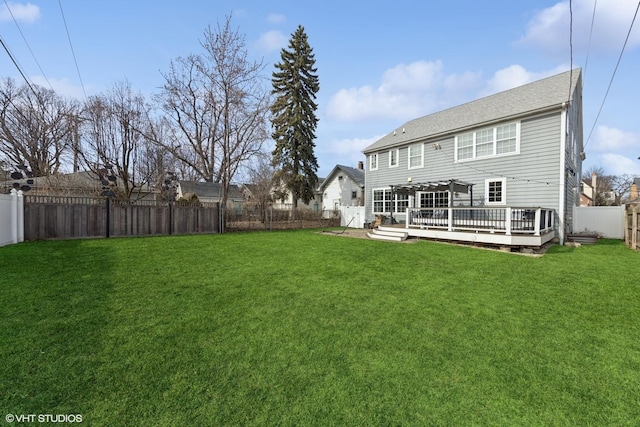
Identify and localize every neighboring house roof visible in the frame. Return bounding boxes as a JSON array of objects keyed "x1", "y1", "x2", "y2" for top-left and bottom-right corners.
[
  {"x1": 177, "y1": 181, "x2": 244, "y2": 201},
  {"x1": 363, "y1": 68, "x2": 582, "y2": 154},
  {"x1": 318, "y1": 165, "x2": 365, "y2": 191}
]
